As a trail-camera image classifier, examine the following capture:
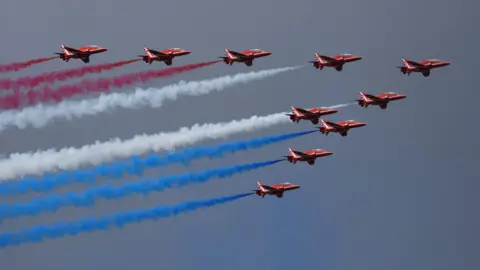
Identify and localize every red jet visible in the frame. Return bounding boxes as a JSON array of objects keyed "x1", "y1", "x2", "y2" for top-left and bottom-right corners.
[
  {"x1": 219, "y1": 48, "x2": 272, "y2": 66},
  {"x1": 254, "y1": 181, "x2": 300, "y2": 198},
  {"x1": 55, "y1": 44, "x2": 107, "y2": 63},
  {"x1": 138, "y1": 47, "x2": 191, "y2": 66},
  {"x1": 356, "y1": 91, "x2": 406, "y2": 109},
  {"x1": 286, "y1": 106, "x2": 338, "y2": 125},
  {"x1": 318, "y1": 119, "x2": 367, "y2": 137},
  {"x1": 398, "y1": 58, "x2": 450, "y2": 77},
  {"x1": 309, "y1": 53, "x2": 362, "y2": 71},
  {"x1": 284, "y1": 147, "x2": 333, "y2": 165}
]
